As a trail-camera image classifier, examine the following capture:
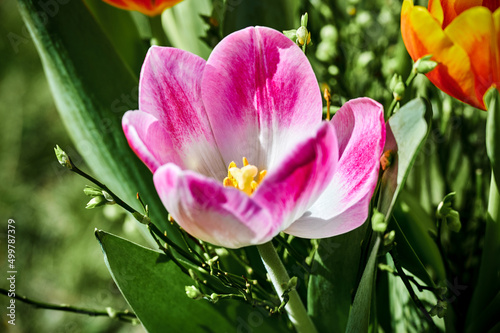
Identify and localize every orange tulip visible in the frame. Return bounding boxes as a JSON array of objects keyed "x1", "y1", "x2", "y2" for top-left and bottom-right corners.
[
  {"x1": 401, "y1": 0, "x2": 500, "y2": 110},
  {"x1": 101, "y1": 0, "x2": 183, "y2": 16}
]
